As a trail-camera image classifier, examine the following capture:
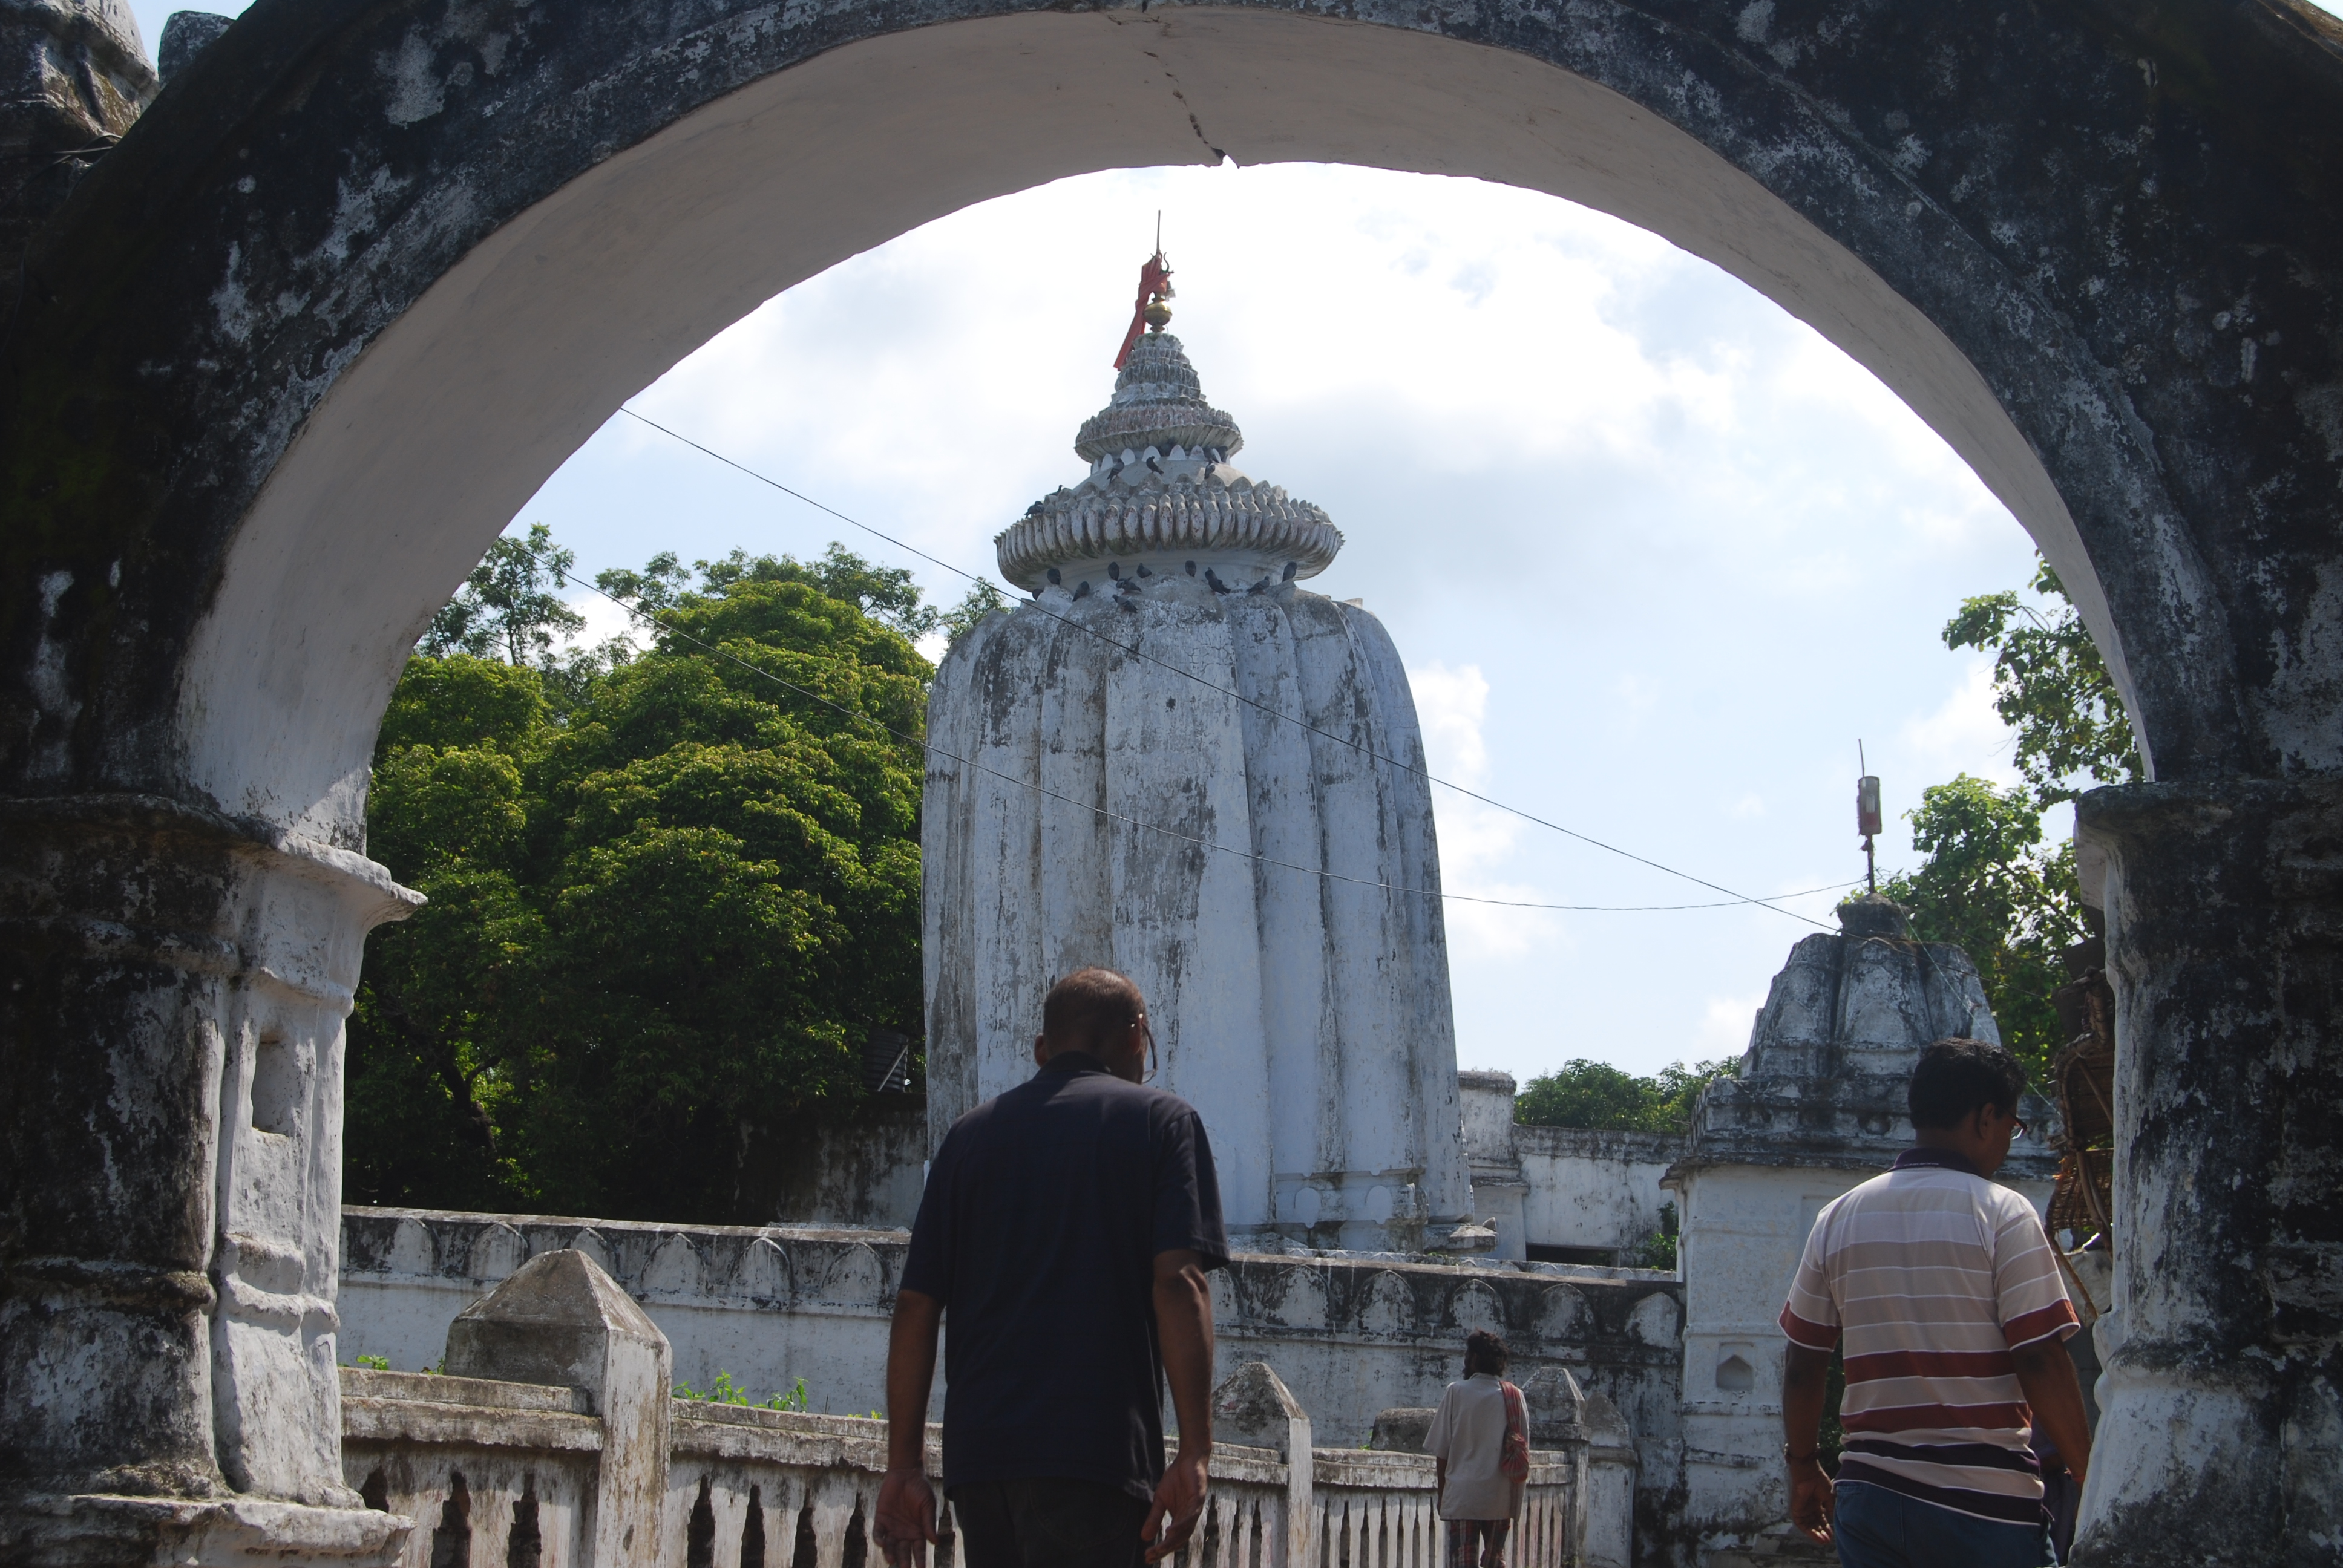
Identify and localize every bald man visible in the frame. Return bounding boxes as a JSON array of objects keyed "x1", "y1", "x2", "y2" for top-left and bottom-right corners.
[{"x1": 876, "y1": 967, "x2": 1228, "y2": 1568}]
